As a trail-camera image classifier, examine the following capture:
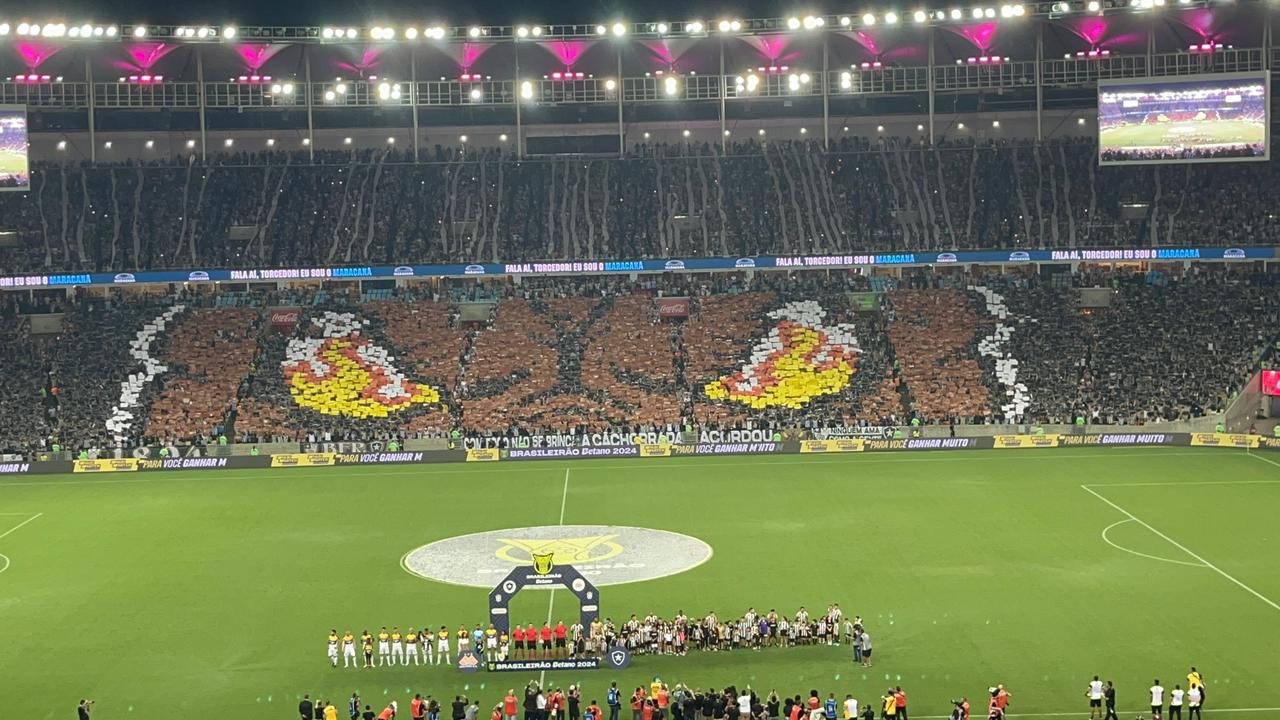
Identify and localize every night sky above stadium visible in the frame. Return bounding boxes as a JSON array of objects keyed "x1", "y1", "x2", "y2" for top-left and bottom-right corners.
[{"x1": 9, "y1": 0, "x2": 784, "y2": 26}]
